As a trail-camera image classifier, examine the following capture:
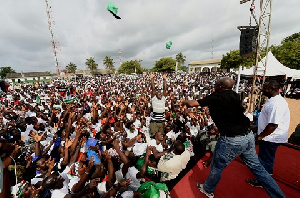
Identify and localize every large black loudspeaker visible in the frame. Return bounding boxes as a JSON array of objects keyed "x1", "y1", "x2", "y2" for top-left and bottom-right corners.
[{"x1": 239, "y1": 27, "x2": 258, "y2": 57}]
